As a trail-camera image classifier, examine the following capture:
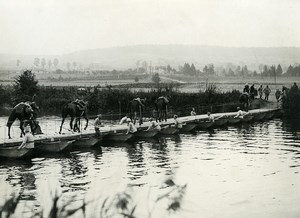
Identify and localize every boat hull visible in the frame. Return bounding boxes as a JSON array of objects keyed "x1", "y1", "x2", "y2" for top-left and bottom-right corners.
[
  {"x1": 104, "y1": 133, "x2": 134, "y2": 142},
  {"x1": 214, "y1": 119, "x2": 228, "y2": 127},
  {"x1": 134, "y1": 130, "x2": 159, "y2": 138},
  {"x1": 180, "y1": 123, "x2": 198, "y2": 132},
  {"x1": 264, "y1": 112, "x2": 274, "y2": 120},
  {"x1": 72, "y1": 137, "x2": 101, "y2": 148},
  {"x1": 159, "y1": 126, "x2": 179, "y2": 135},
  {"x1": 197, "y1": 121, "x2": 214, "y2": 129},
  {"x1": 253, "y1": 113, "x2": 265, "y2": 121},
  {"x1": 241, "y1": 115, "x2": 254, "y2": 122},
  {"x1": 228, "y1": 117, "x2": 241, "y2": 124},
  {"x1": 35, "y1": 140, "x2": 73, "y2": 152},
  {"x1": 0, "y1": 147, "x2": 32, "y2": 159}
]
